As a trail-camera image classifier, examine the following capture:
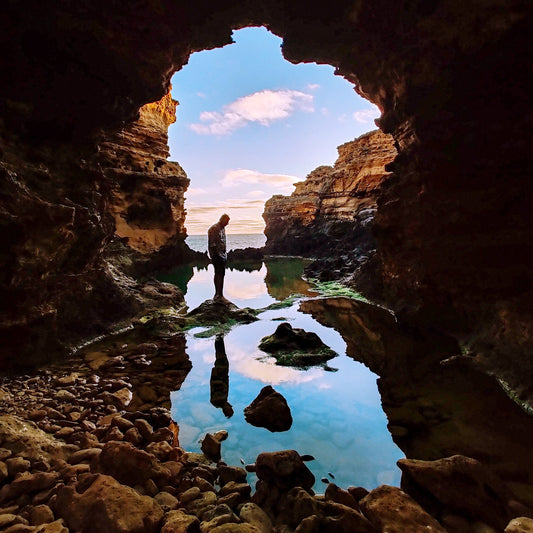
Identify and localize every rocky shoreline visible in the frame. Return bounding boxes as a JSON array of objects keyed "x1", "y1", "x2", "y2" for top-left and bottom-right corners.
[{"x1": 1, "y1": 303, "x2": 532, "y2": 533}]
